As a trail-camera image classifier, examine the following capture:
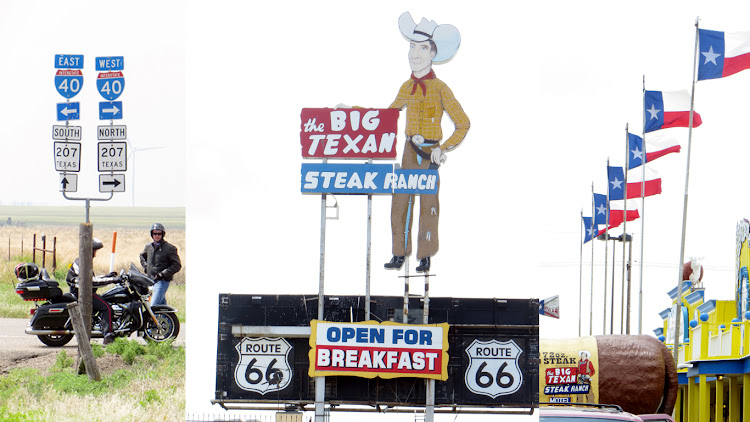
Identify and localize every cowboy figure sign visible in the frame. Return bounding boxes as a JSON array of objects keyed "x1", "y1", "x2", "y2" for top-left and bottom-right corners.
[{"x1": 384, "y1": 12, "x2": 470, "y2": 273}]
